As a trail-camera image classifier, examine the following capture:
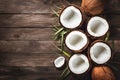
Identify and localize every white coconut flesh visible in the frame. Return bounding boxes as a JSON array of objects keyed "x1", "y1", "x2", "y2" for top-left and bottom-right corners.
[
  {"x1": 65, "y1": 31, "x2": 88, "y2": 51},
  {"x1": 54, "y1": 56, "x2": 65, "y2": 68},
  {"x1": 60, "y1": 6, "x2": 82, "y2": 29},
  {"x1": 69, "y1": 54, "x2": 90, "y2": 74},
  {"x1": 90, "y1": 42, "x2": 111, "y2": 64},
  {"x1": 87, "y1": 16, "x2": 109, "y2": 37}
]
